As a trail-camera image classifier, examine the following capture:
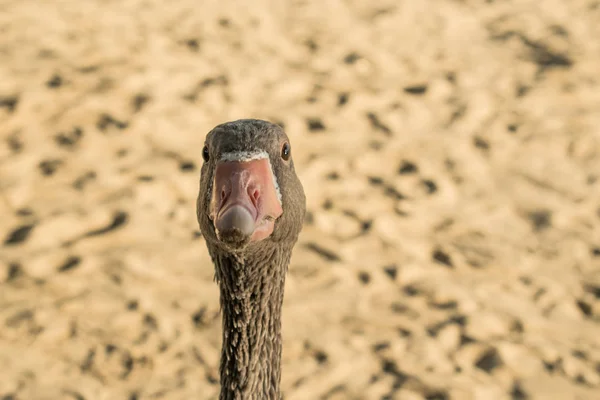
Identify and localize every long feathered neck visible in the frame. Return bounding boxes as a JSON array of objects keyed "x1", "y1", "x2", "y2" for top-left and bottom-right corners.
[{"x1": 210, "y1": 244, "x2": 292, "y2": 400}]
